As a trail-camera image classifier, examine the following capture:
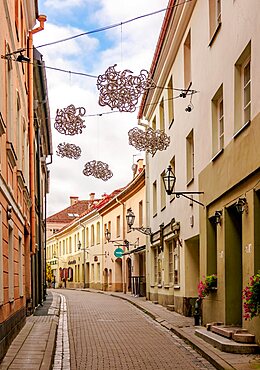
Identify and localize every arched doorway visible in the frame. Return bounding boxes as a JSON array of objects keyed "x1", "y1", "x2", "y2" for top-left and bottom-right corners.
[{"x1": 103, "y1": 268, "x2": 108, "y2": 291}]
